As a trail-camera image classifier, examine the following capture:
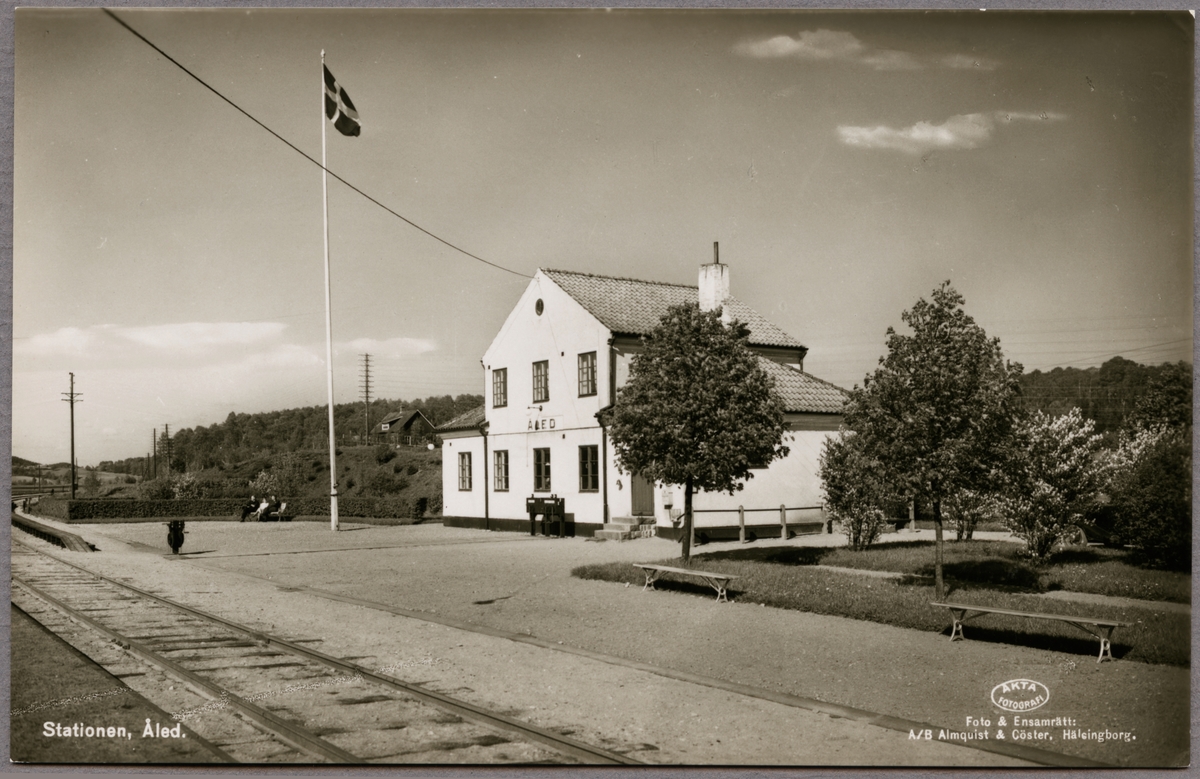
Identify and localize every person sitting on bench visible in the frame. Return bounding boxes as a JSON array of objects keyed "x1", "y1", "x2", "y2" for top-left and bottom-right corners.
[
  {"x1": 240, "y1": 495, "x2": 258, "y2": 522},
  {"x1": 260, "y1": 495, "x2": 282, "y2": 521}
]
